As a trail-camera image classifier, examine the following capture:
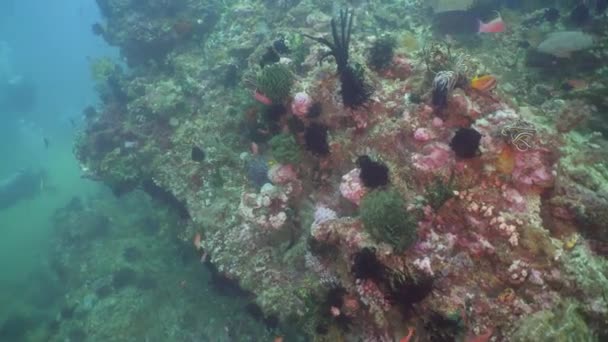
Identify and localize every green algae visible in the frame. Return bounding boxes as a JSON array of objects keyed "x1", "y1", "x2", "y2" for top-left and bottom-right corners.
[
  {"x1": 89, "y1": 57, "x2": 117, "y2": 83},
  {"x1": 563, "y1": 244, "x2": 608, "y2": 308},
  {"x1": 511, "y1": 300, "x2": 596, "y2": 342},
  {"x1": 256, "y1": 64, "x2": 294, "y2": 103},
  {"x1": 269, "y1": 133, "x2": 301, "y2": 165},
  {"x1": 360, "y1": 189, "x2": 418, "y2": 251}
]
